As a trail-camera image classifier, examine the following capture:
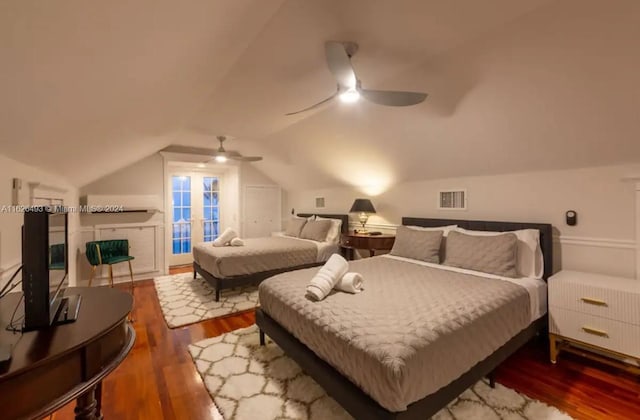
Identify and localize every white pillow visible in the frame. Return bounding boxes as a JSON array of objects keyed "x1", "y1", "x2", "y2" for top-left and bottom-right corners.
[
  {"x1": 315, "y1": 216, "x2": 342, "y2": 243},
  {"x1": 455, "y1": 227, "x2": 543, "y2": 278},
  {"x1": 406, "y1": 224, "x2": 458, "y2": 237}
]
